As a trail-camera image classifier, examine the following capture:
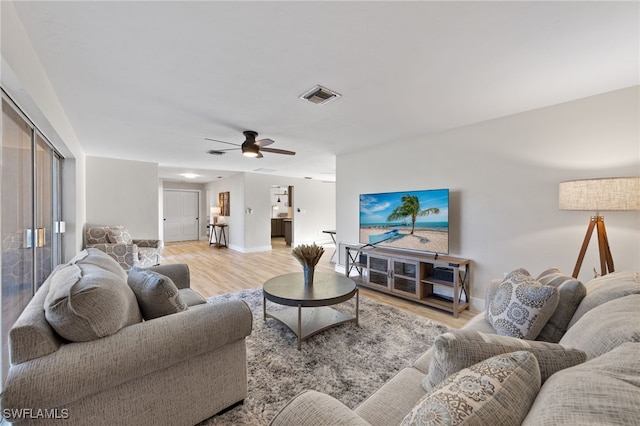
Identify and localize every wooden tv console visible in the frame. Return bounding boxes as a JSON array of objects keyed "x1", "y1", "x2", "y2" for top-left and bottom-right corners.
[{"x1": 344, "y1": 244, "x2": 471, "y2": 318}]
